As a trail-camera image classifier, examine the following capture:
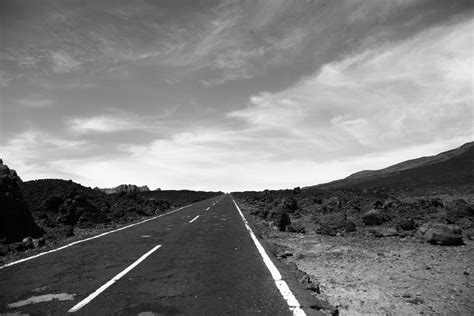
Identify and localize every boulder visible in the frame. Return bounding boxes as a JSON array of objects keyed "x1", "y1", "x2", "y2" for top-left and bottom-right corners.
[
  {"x1": 287, "y1": 223, "x2": 306, "y2": 234},
  {"x1": 0, "y1": 160, "x2": 43, "y2": 243},
  {"x1": 367, "y1": 227, "x2": 398, "y2": 237},
  {"x1": 362, "y1": 209, "x2": 391, "y2": 225},
  {"x1": 250, "y1": 208, "x2": 269, "y2": 220},
  {"x1": 339, "y1": 219, "x2": 356, "y2": 232},
  {"x1": 283, "y1": 197, "x2": 298, "y2": 213},
  {"x1": 383, "y1": 197, "x2": 401, "y2": 209},
  {"x1": 266, "y1": 207, "x2": 291, "y2": 231},
  {"x1": 315, "y1": 224, "x2": 337, "y2": 236},
  {"x1": 322, "y1": 197, "x2": 341, "y2": 212},
  {"x1": 446, "y1": 199, "x2": 474, "y2": 224},
  {"x1": 397, "y1": 218, "x2": 416, "y2": 231},
  {"x1": 417, "y1": 222, "x2": 463, "y2": 246}
]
